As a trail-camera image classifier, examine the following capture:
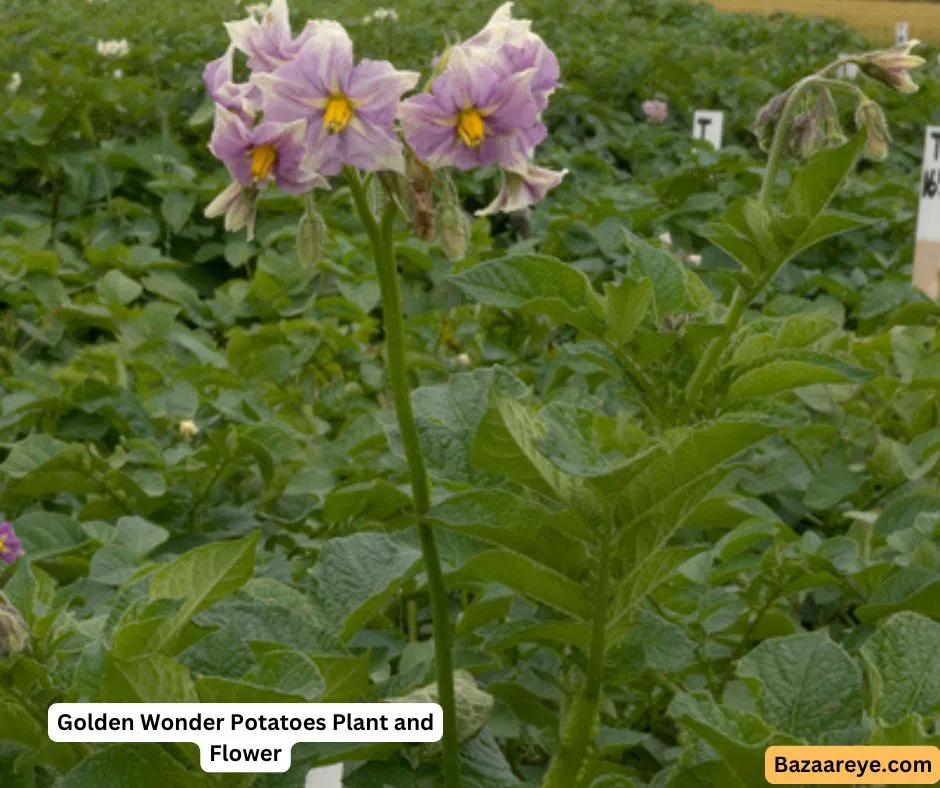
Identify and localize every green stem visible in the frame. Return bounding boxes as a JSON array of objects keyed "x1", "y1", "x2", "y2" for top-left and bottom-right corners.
[
  {"x1": 542, "y1": 519, "x2": 613, "y2": 788},
  {"x1": 345, "y1": 168, "x2": 461, "y2": 787},
  {"x1": 683, "y1": 58, "x2": 851, "y2": 419},
  {"x1": 678, "y1": 285, "x2": 750, "y2": 422}
]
